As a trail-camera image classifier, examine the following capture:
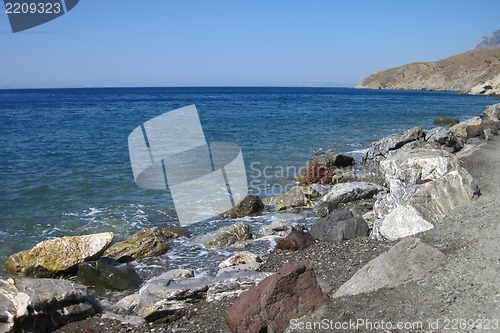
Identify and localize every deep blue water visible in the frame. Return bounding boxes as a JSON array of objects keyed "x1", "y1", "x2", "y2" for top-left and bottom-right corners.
[{"x1": 0, "y1": 87, "x2": 494, "y2": 277}]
